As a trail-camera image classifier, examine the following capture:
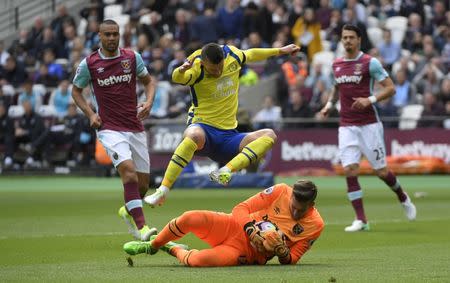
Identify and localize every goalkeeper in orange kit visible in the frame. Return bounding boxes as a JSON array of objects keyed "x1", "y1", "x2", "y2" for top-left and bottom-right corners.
[{"x1": 123, "y1": 180, "x2": 324, "y2": 266}]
